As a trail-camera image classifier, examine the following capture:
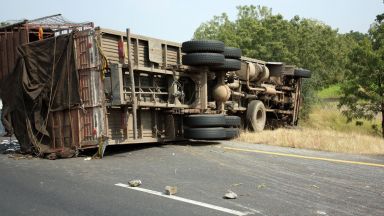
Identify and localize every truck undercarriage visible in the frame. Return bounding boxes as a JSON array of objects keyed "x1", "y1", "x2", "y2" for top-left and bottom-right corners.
[{"x1": 0, "y1": 15, "x2": 310, "y2": 158}]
